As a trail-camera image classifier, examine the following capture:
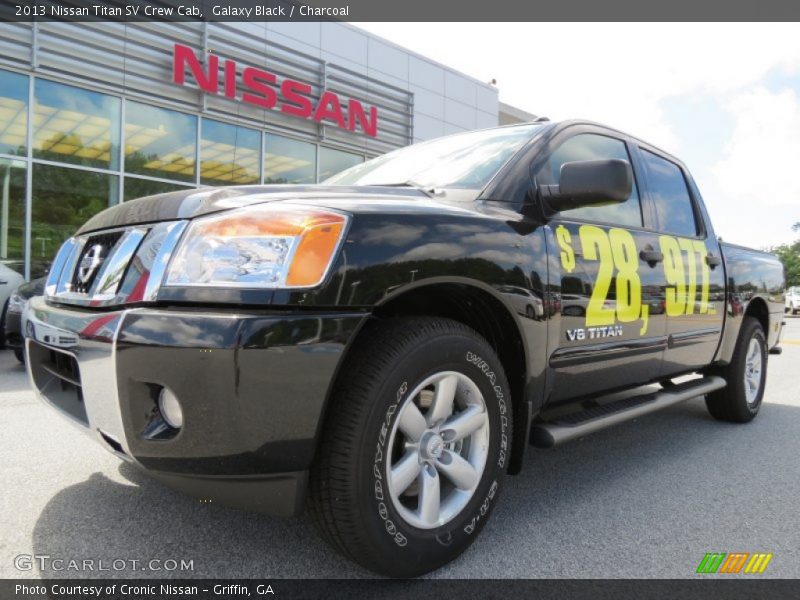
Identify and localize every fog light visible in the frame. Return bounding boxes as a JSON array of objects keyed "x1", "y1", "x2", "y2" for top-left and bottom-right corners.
[{"x1": 158, "y1": 388, "x2": 183, "y2": 429}]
